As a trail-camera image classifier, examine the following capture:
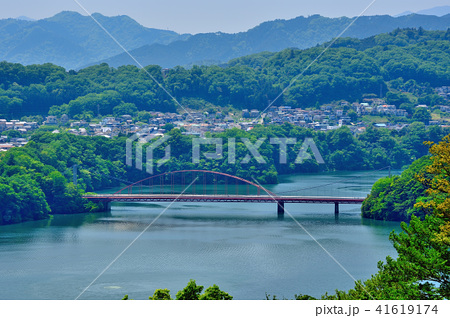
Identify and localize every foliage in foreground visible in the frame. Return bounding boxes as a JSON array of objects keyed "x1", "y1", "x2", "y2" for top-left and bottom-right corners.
[
  {"x1": 322, "y1": 215, "x2": 449, "y2": 299},
  {"x1": 122, "y1": 280, "x2": 233, "y2": 300},
  {"x1": 416, "y1": 135, "x2": 450, "y2": 245},
  {"x1": 321, "y1": 135, "x2": 450, "y2": 300}
]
